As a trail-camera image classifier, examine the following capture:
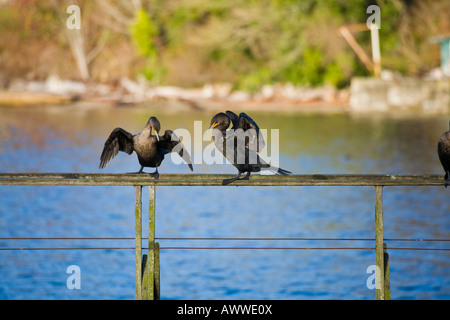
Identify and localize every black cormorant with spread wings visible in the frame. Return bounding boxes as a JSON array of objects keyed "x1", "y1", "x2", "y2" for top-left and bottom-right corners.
[
  {"x1": 437, "y1": 121, "x2": 450, "y2": 188},
  {"x1": 209, "y1": 110, "x2": 291, "y2": 185},
  {"x1": 99, "y1": 116, "x2": 193, "y2": 179}
]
